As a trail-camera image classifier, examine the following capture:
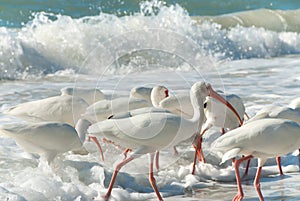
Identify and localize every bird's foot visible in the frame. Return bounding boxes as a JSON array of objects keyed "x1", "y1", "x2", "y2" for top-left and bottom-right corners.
[{"x1": 232, "y1": 193, "x2": 243, "y2": 201}]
